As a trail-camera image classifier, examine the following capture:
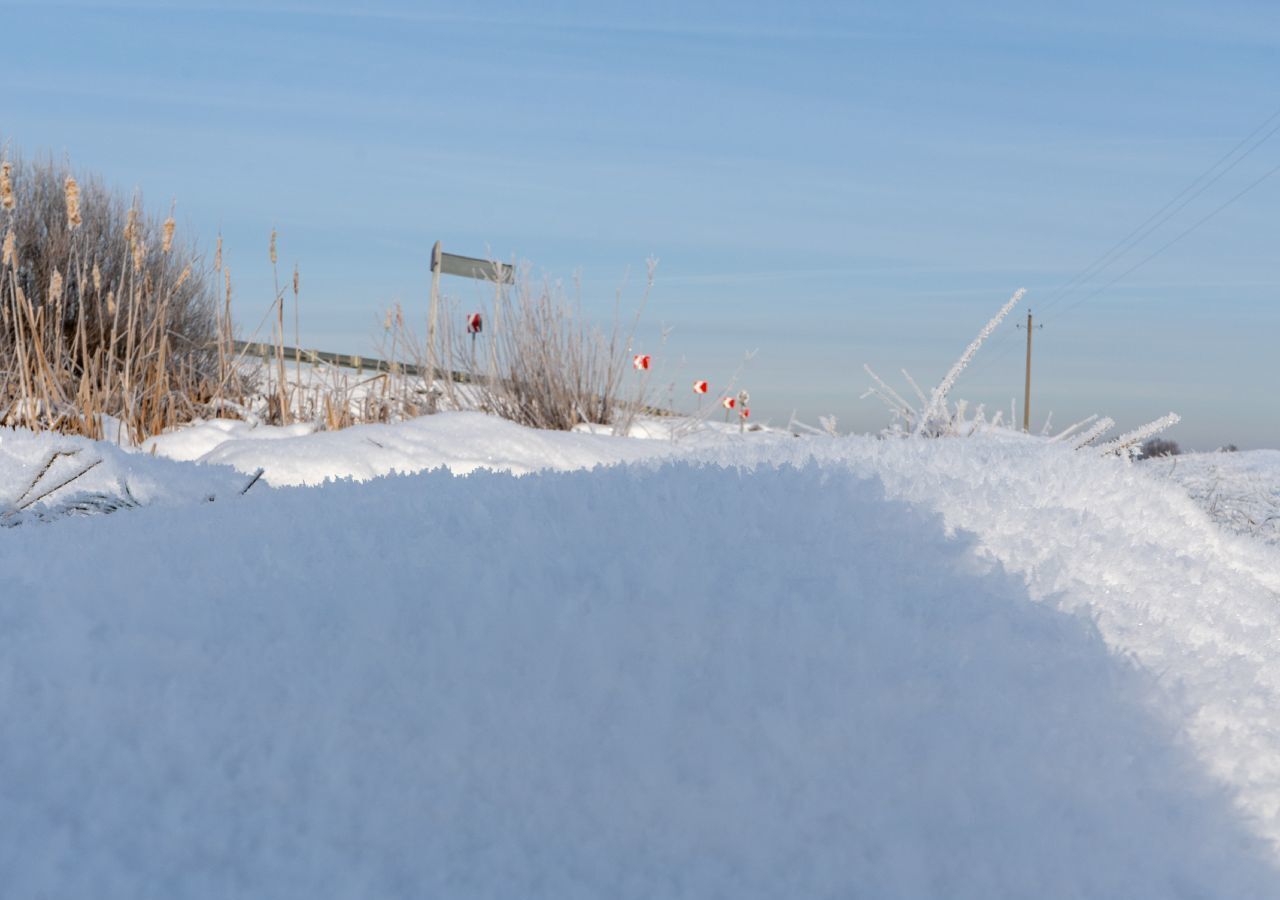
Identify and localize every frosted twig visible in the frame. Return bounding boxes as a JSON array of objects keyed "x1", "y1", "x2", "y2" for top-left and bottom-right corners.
[
  {"x1": 17, "y1": 457, "x2": 102, "y2": 510},
  {"x1": 901, "y1": 369, "x2": 928, "y2": 407},
  {"x1": 915, "y1": 288, "x2": 1025, "y2": 437},
  {"x1": 11, "y1": 449, "x2": 82, "y2": 509},
  {"x1": 1050, "y1": 414, "x2": 1097, "y2": 444},
  {"x1": 861, "y1": 386, "x2": 905, "y2": 416},
  {"x1": 1073, "y1": 417, "x2": 1116, "y2": 449},
  {"x1": 239, "y1": 467, "x2": 266, "y2": 495},
  {"x1": 1096, "y1": 413, "x2": 1181, "y2": 458},
  {"x1": 863, "y1": 364, "x2": 916, "y2": 418},
  {"x1": 788, "y1": 417, "x2": 827, "y2": 436}
]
